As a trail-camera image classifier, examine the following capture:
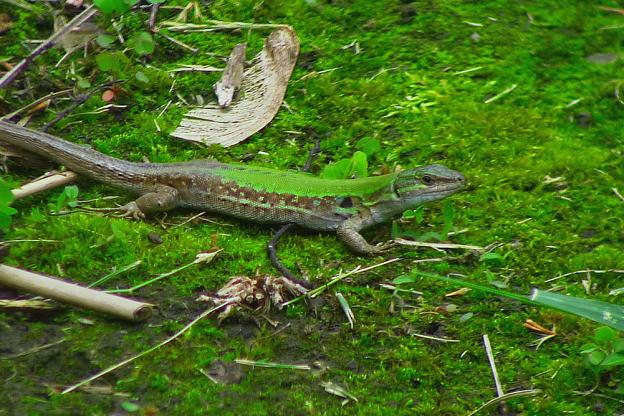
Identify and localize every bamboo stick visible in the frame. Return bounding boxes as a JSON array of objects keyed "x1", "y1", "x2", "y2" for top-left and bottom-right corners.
[
  {"x1": 11, "y1": 171, "x2": 78, "y2": 199},
  {"x1": 0, "y1": 264, "x2": 153, "y2": 321}
]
